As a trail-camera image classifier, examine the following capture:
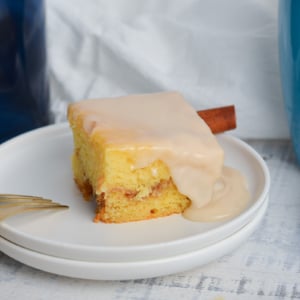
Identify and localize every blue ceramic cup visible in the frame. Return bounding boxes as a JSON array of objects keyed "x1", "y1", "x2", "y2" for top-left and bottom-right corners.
[
  {"x1": 279, "y1": 0, "x2": 300, "y2": 164},
  {"x1": 0, "y1": 0, "x2": 50, "y2": 143}
]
